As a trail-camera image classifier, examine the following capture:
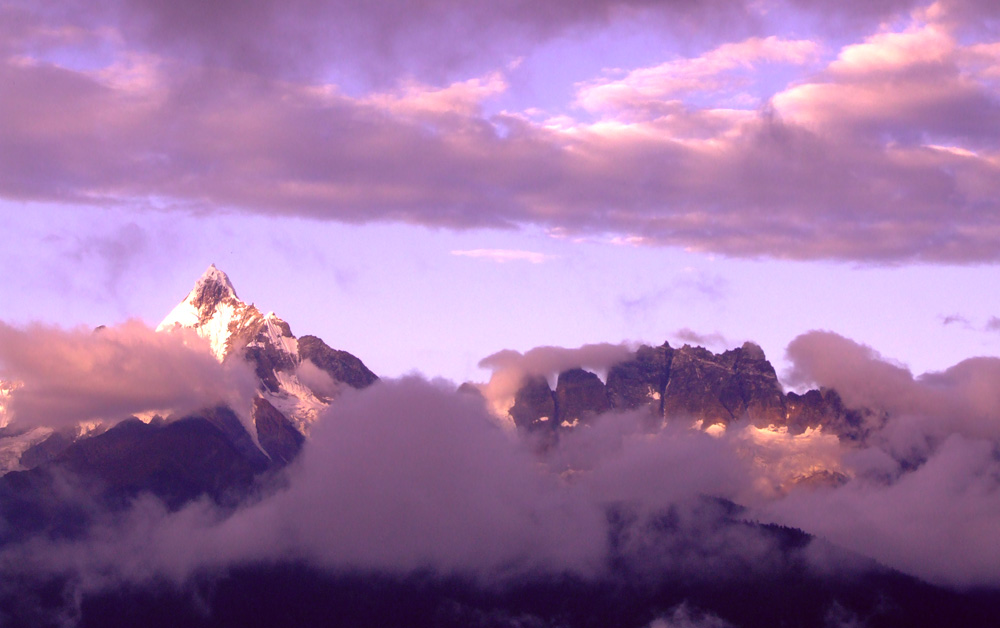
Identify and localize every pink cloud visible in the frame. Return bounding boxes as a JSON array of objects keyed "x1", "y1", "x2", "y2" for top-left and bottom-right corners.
[
  {"x1": 450, "y1": 248, "x2": 555, "y2": 263},
  {"x1": 2, "y1": 1, "x2": 1000, "y2": 263},
  {"x1": 0, "y1": 320, "x2": 256, "y2": 428},
  {"x1": 577, "y1": 36, "x2": 820, "y2": 113}
]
